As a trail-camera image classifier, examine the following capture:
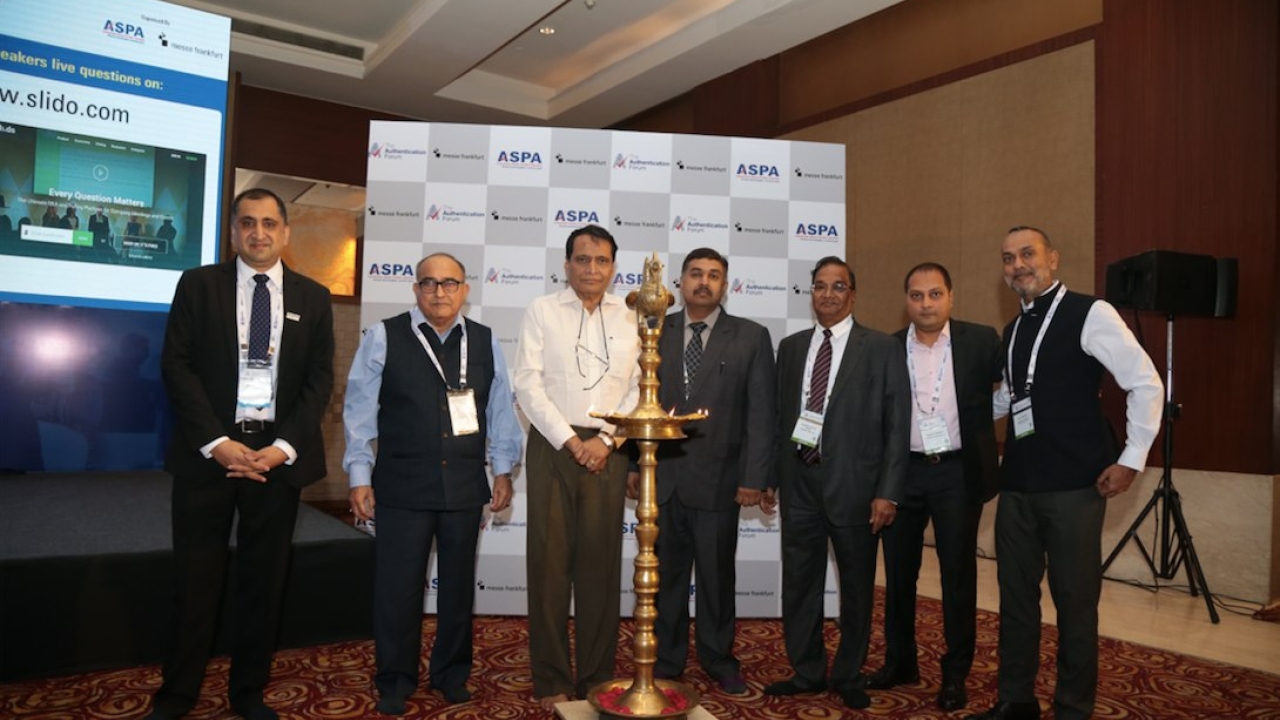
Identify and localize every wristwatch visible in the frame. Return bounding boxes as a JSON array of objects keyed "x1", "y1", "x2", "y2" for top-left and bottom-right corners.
[{"x1": 597, "y1": 431, "x2": 616, "y2": 450}]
